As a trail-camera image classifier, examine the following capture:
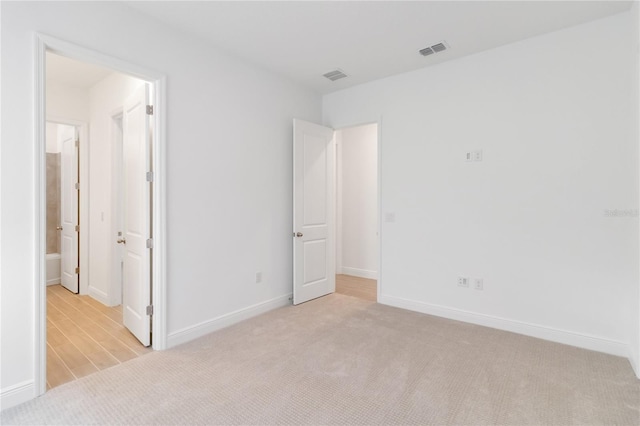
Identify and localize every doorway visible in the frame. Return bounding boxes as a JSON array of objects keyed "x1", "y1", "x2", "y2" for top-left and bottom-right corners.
[
  {"x1": 45, "y1": 53, "x2": 152, "y2": 388},
  {"x1": 292, "y1": 119, "x2": 379, "y2": 305},
  {"x1": 45, "y1": 122, "x2": 78, "y2": 294},
  {"x1": 36, "y1": 35, "x2": 167, "y2": 395},
  {"x1": 335, "y1": 123, "x2": 379, "y2": 302}
]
